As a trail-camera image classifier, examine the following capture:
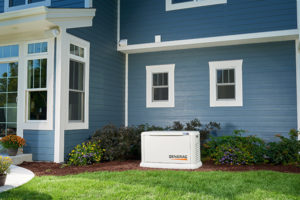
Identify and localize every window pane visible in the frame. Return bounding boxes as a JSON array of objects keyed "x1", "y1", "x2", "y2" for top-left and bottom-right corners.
[
  {"x1": 28, "y1": 59, "x2": 47, "y2": 89},
  {"x1": 28, "y1": 0, "x2": 45, "y2": 4},
  {"x1": 8, "y1": 62, "x2": 18, "y2": 78},
  {"x1": 28, "y1": 42, "x2": 48, "y2": 54},
  {"x1": 69, "y1": 91, "x2": 84, "y2": 121},
  {"x1": 0, "y1": 94, "x2": 6, "y2": 107},
  {"x1": 153, "y1": 87, "x2": 168, "y2": 101},
  {"x1": 69, "y1": 60, "x2": 84, "y2": 91},
  {"x1": 153, "y1": 73, "x2": 168, "y2": 86},
  {"x1": 29, "y1": 91, "x2": 47, "y2": 120},
  {"x1": 0, "y1": 108, "x2": 6, "y2": 122},
  {"x1": 9, "y1": 0, "x2": 25, "y2": 7},
  {"x1": 70, "y1": 44, "x2": 84, "y2": 58},
  {"x1": 7, "y1": 123, "x2": 16, "y2": 135},
  {"x1": 217, "y1": 85, "x2": 235, "y2": 99},
  {"x1": 8, "y1": 78, "x2": 17, "y2": 92},
  {"x1": 7, "y1": 108, "x2": 16, "y2": 123},
  {"x1": 0, "y1": 64, "x2": 8, "y2": 78},
  {"x1": 0, "y1": 79, "x2": 7, "y2": 93},
  {"x1": 217, "y1": 70, "x2": 222, "y2": 83},
  {"x1": 7, "y1": 93, "x2": 17, "y2": 107},
  {"x1": 229, "y1": 69, "x2": 235, "y2": 83},
  {"x1": 172, "y1": 0, "x2": 193, "y2": 3},
  {"x1": 223, "y1": 70, "x2": 229, "y2": 83}
]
